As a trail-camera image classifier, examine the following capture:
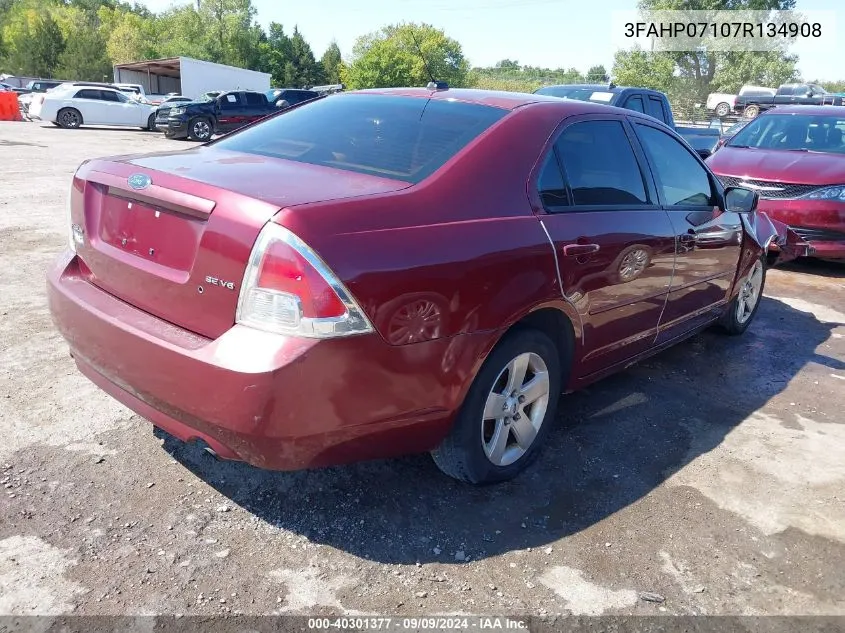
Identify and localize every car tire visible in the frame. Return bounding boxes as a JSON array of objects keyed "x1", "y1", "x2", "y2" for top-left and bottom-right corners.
[
  {"x1": 718, "y1": 256, "x2": 766, "y2": 335},
  {"x1": 187, "y1": 117, "x2": 213, "y2": 142},
  {"x1": 146, "y1": 113, "x2": 156, "y2": 131},
  {"x1": 431, "y1": 328, "x2": 563, "y2": 484},
  {"x1": 57, "y1": 108, "x2": 82, "y2": 129},
  {"x1": 743, "y1": 104, "x2": 760, "y2": 119},
  {"x1": 715, "y1": 102, "x2": 731, "y2": 117}
]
